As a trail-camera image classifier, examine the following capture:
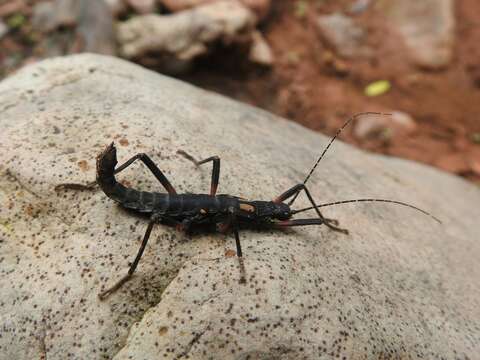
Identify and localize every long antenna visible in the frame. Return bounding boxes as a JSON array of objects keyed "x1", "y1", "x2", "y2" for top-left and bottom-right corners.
[
  {"x1": 288, "y1": 112, "x2": 389, "y2": 206},
  {"x1": 291, "y1": 198, "x2": 442, "y2": 224}
]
